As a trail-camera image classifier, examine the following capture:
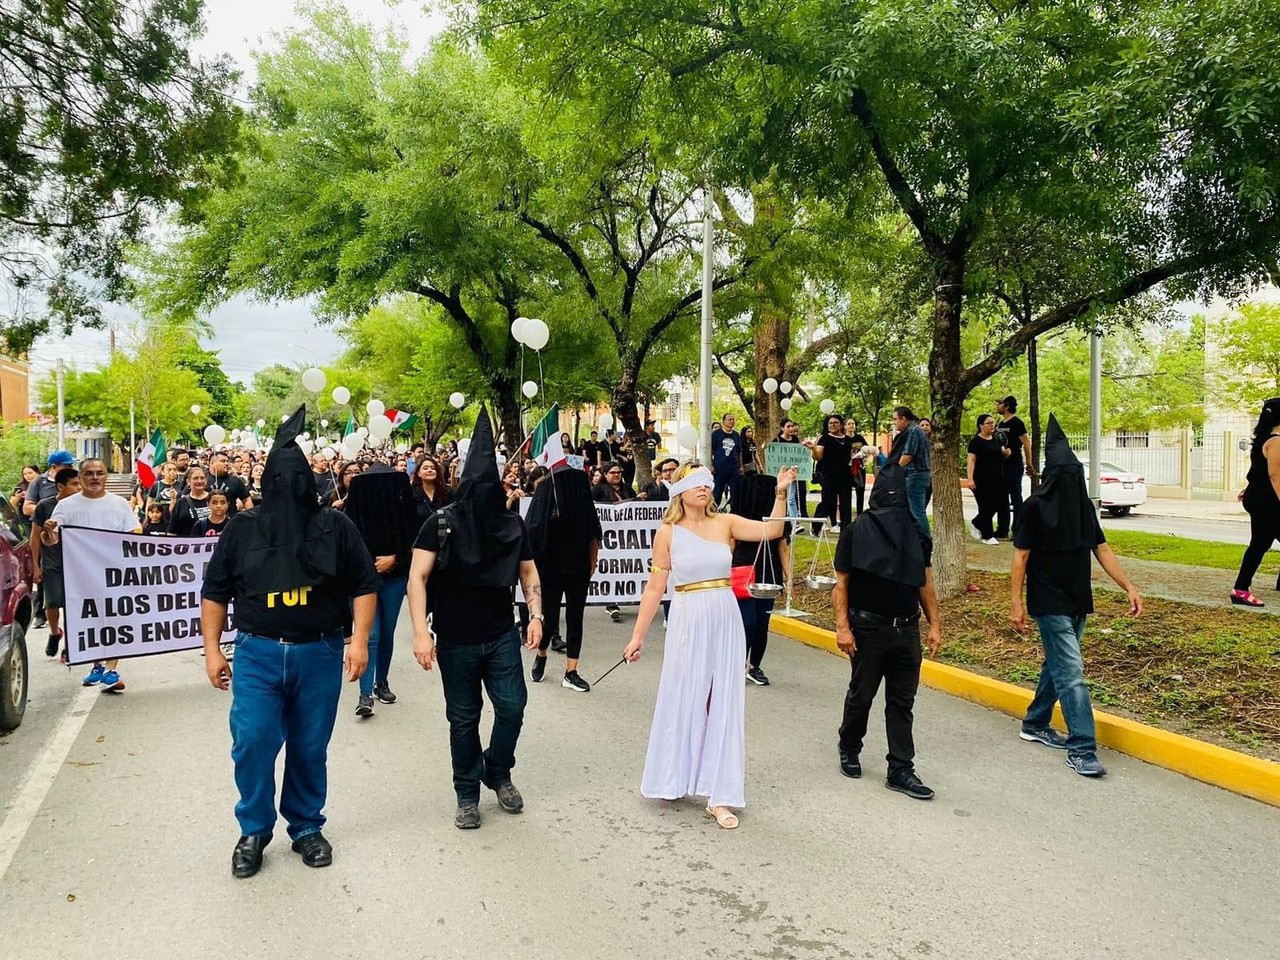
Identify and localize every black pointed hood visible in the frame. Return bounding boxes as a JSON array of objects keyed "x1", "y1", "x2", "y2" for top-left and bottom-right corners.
[
  {"x1": 344, "y1": 463, "x2": 417, "y2": 567},
  {"x1": 1019, "y1": 414, "x2": 1096, "y2": 550},
  {"x1": 438, "y1": 407, "x2": 525, "y2": 586},
  {"x1": 242, "y1": 404, "x2": 338, "y2": 593},
  {"x1": 841, "y1": 463, "x2": 925, "y2": 586}
]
